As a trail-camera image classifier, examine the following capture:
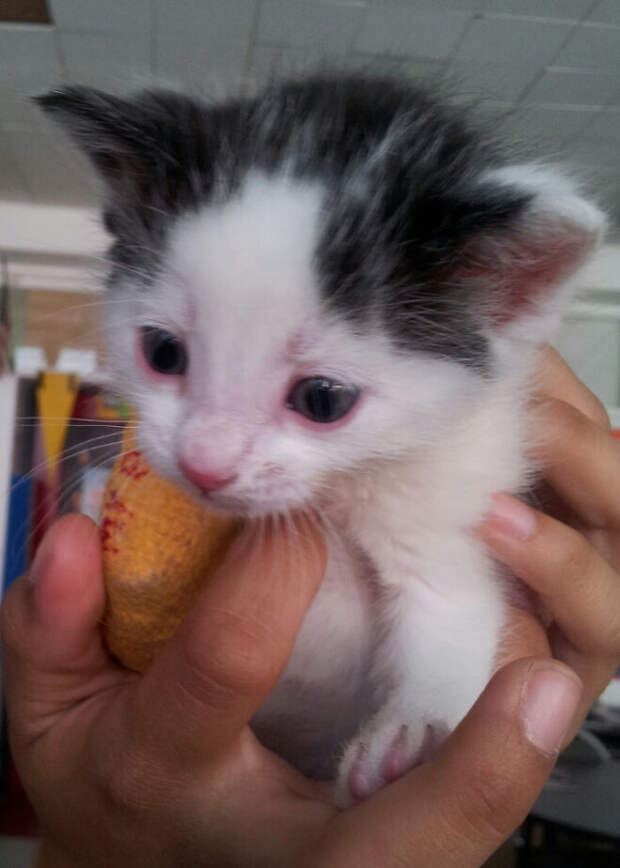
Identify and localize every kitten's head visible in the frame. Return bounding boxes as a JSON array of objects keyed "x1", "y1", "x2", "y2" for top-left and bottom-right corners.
[{"x1": 38, "y1": 77, "x2": 605, "y2": 516}]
